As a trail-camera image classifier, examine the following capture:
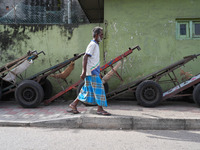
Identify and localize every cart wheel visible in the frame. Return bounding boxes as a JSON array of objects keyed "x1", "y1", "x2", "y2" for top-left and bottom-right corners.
[
  {"x1": 136, "y1": 80, "x2": 163, "y2": 107},
  {"x1": 193, "y1": 83, "x2": 200, "y2": 107},
  {"x1": 76, "y1": 81, "x2": 85, "y2": 96},
  {"x1": 41, "y1": 79, "x2": 53, "y2": 99},
  {"x1": 76, "y1": 81, "x2": 109, "y2": 106},
  {"x1": 15, "y1": 80, "x2": 44, "y2": 108},
  {"x1": 104, "y1": 82, "x2": 109, "y2": 93},
  {"x1": 0, "y1": 87, "x2": 2, "y2": 100}
]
